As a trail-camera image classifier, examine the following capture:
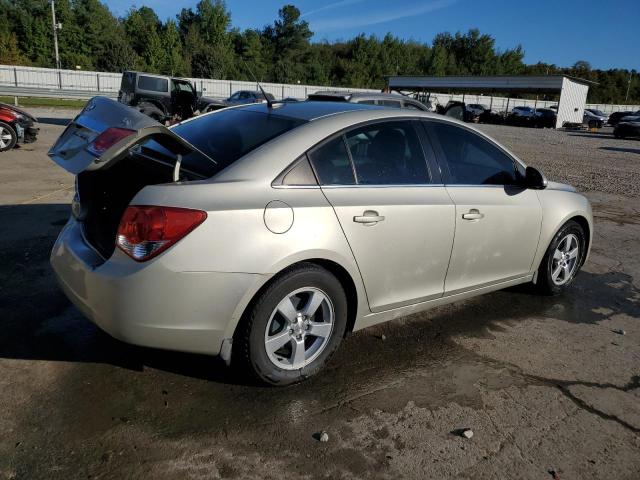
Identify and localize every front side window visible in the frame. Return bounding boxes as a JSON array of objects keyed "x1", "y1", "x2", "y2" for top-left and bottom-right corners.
[
  {"x1": 172, "y1": 80, "x2": 194, "y2": 93},
  {"x1": 308, "y1": 136, "x2": 356, "y2": 185},
  {"x1": 137, "y1": 76, "x2": 168, "y2": 92},
  {"x1": 428, "y1": 122, "x2": 518, "y2": 185},
  {"x1": 345, "y1": 121, "x2": 430, "y2": 185}
]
